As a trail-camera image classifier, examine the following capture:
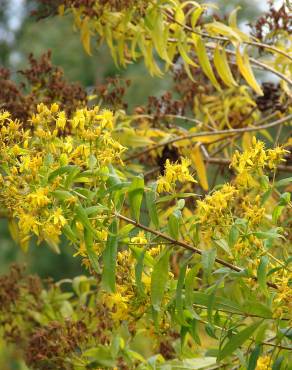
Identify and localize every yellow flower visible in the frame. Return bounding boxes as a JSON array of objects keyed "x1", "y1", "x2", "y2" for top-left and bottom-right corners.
[
  {"x1": 18, "y1": 213, "x2": 40, "y2": 236},
  {"x1": 157, "y1": 157, "x2": 196, "y2": 193},
  {"x1": 267, "y1": 146, "x2": 288, "y2": 169},
  {"x1": 27, "y1": 187, "x2": 51, "y2": 208},
  {"x1": 196, "y1": 183, "x2": 238, "y2": 224},
  {"x1": 56, "y1": 111, "x2": 66, "y2": 129},
  {"x1": 130, "y1": 231, "x2": 148, "y2": 246},
  {"x1": 105, "y1": 291, "x2": 129, "y2": 321},
  {"x1": 52, "y1": 208, "x2": 67, "y2": 227},
  {"x1": 96, "y1": 109, "x2": 114, "y2": 129},
  {"x1": 256, "y1": 356, "x2": 271, "y2": 370}
]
